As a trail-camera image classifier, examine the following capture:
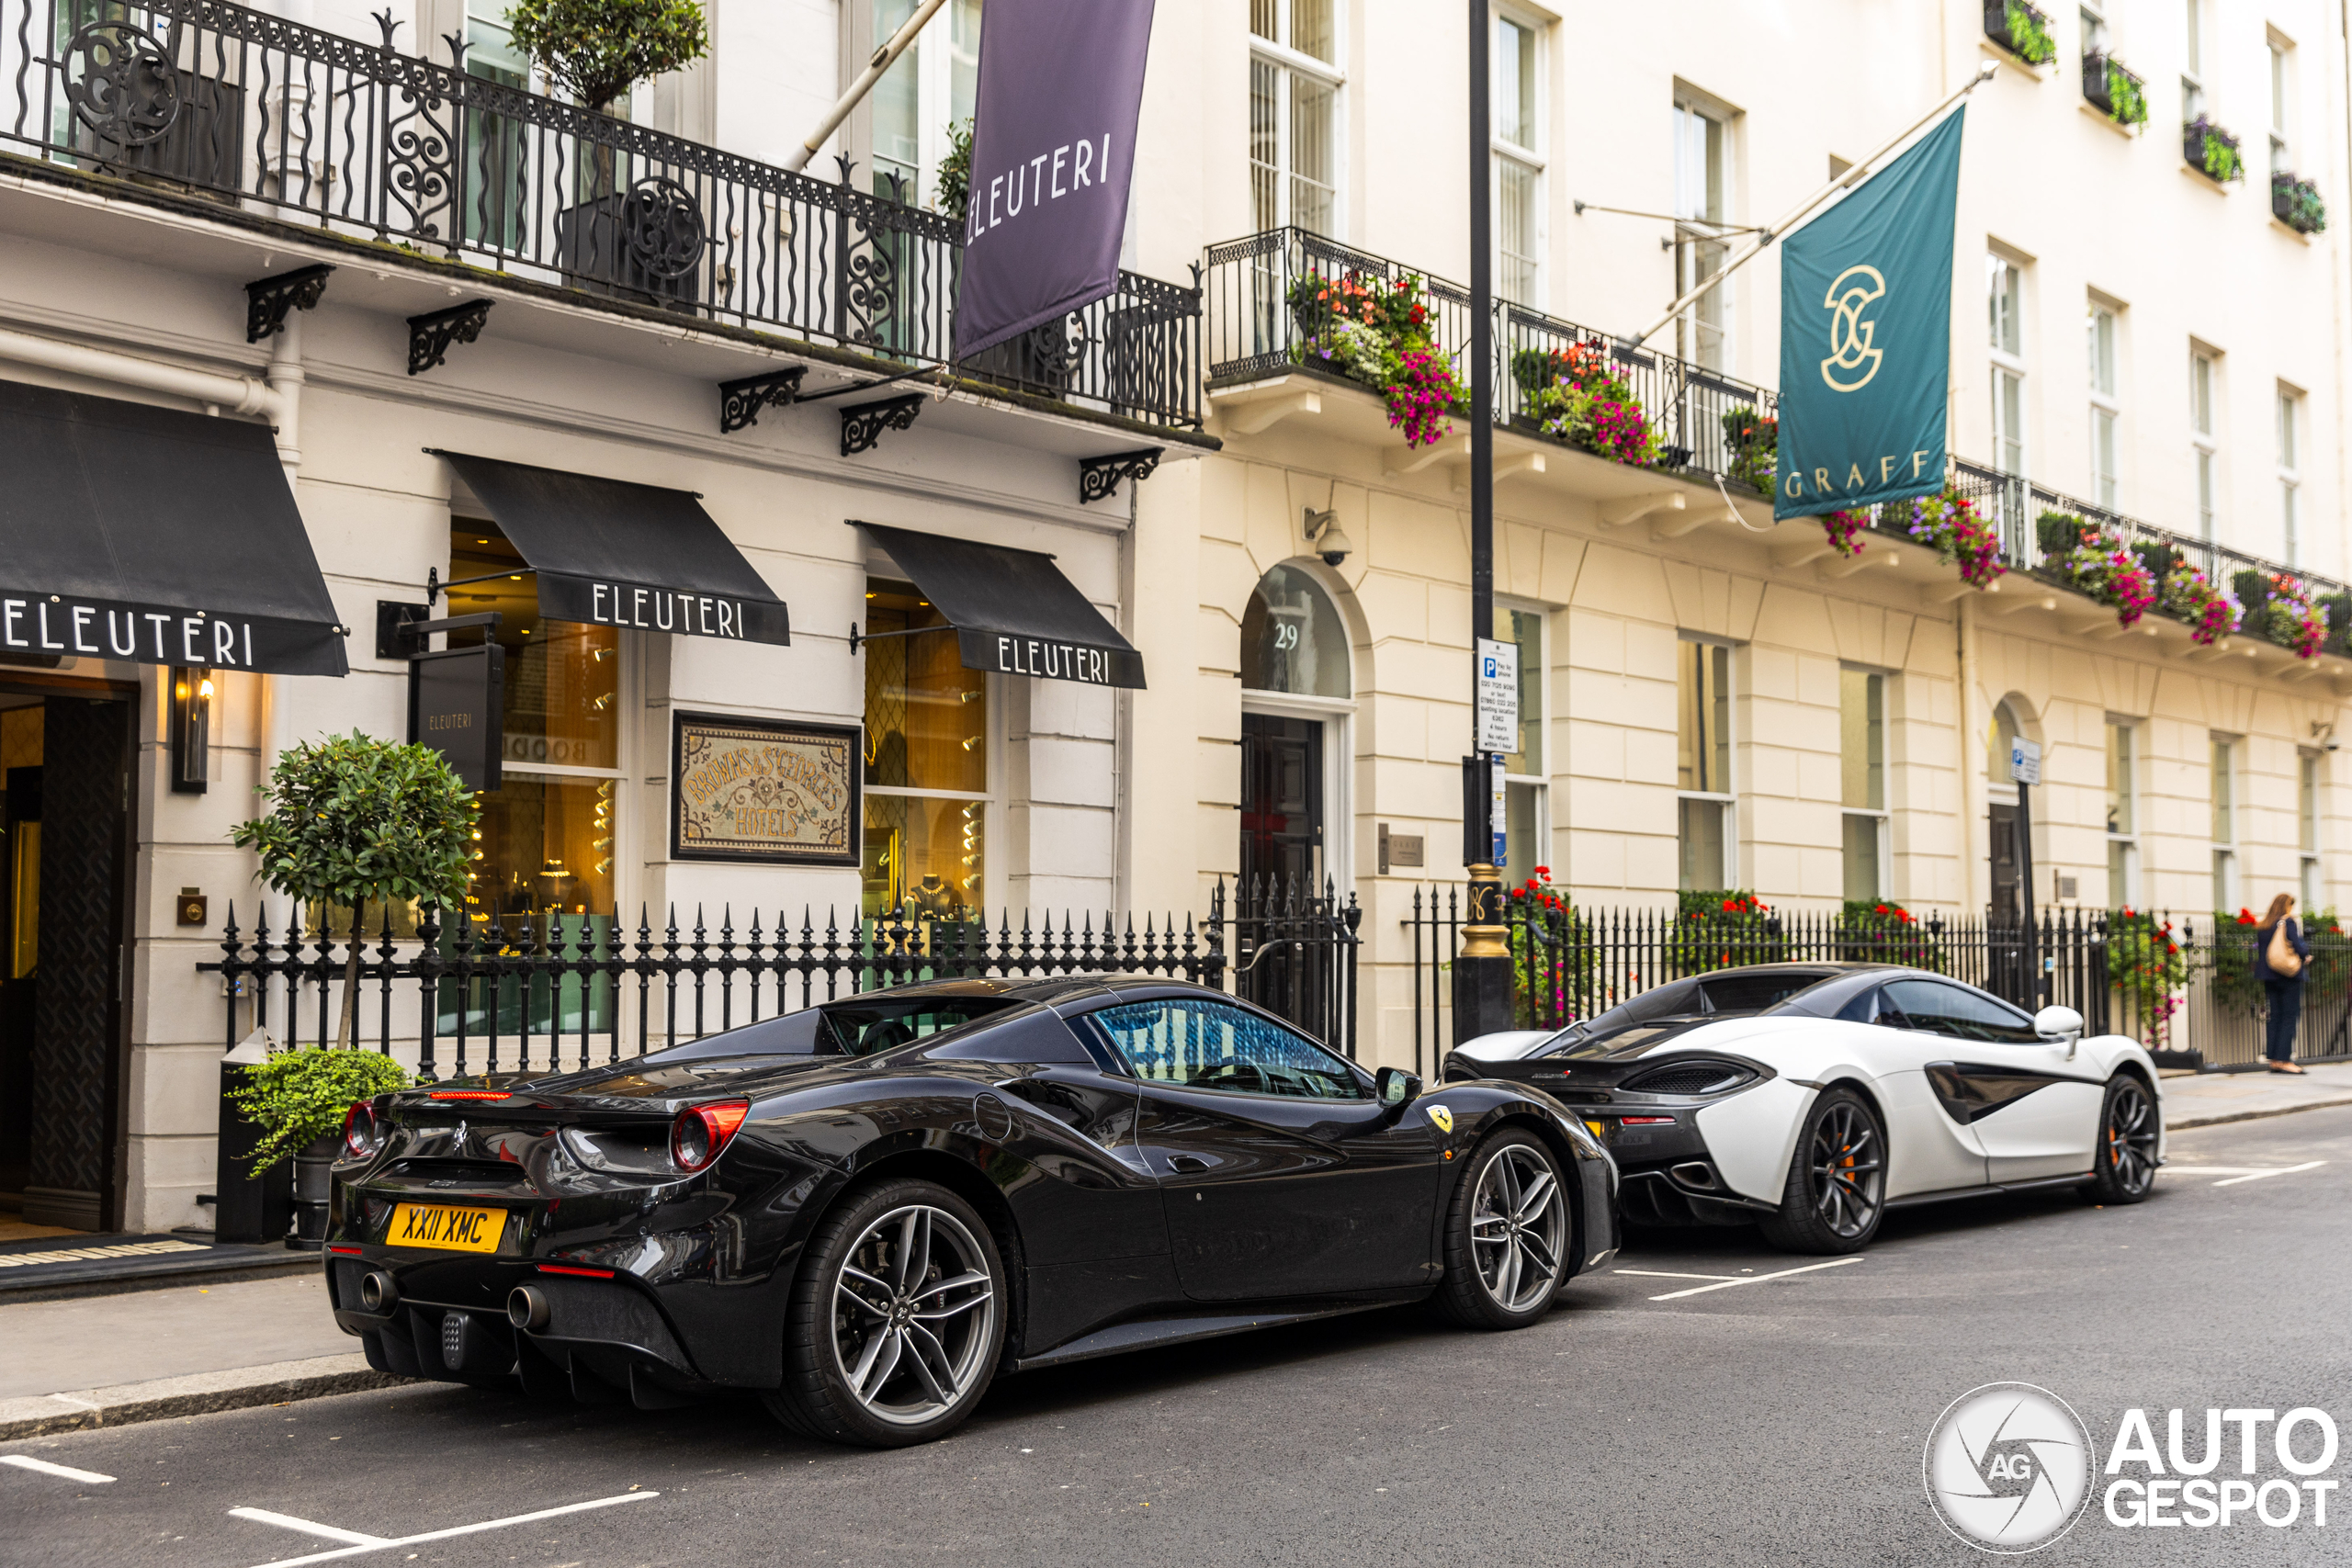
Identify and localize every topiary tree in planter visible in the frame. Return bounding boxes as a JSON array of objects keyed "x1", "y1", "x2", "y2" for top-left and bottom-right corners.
[
  {"x1": 230, "y1": 1047, "x2": 411, "y2": 1173},
  {"x1": 232, "y1": 731, "x2": 478, "y2": 1052},
  {"x1": 505, "y1": 0, "x2": 710, "y2": 119}
]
